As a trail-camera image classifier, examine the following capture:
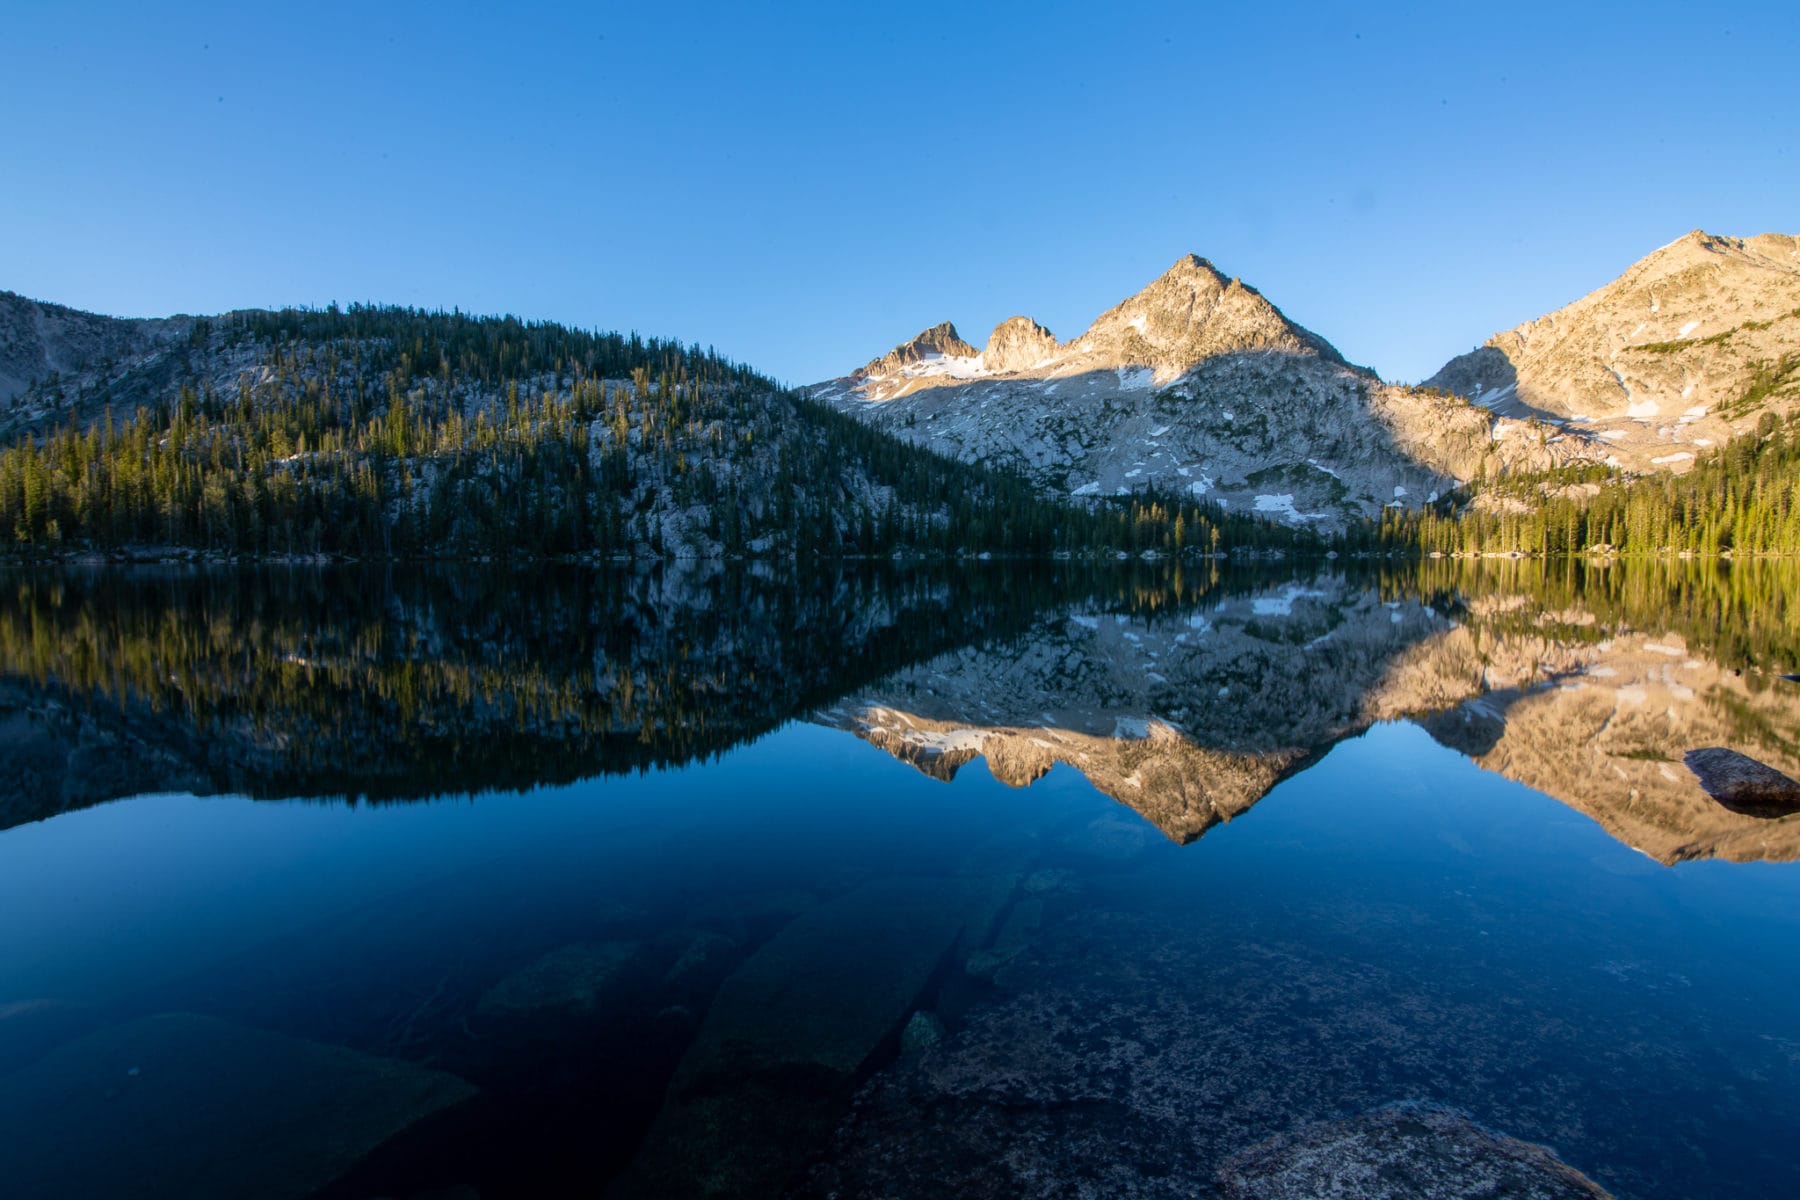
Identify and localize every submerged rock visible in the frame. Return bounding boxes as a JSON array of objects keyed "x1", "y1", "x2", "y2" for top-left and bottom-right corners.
[
  {"x1": 617, "y1": 874, "x2": 1014, "y2": 1198},
  {"x1": 475, "y1": 941, "x2": 640, "y2": 1020},
  {"x1": 993, "y1": 896, "x2": 1043, "y2": 950},
  {"x1": 797, "y1": 902, "x2": 1730, "y2": 1200},
  {"x1": 1022, "y1": 867, "x2": 1078, "y2": 895},
  {"x1": 660, "y1": 931, "x2": 739, "y2": 998},
  {"x1": 0, "y1": 1012, "x2": 476, "y2": 1200},
  {"x1": 900, "y1": 1011, "x2": 945, "y2": 1056},
  {"x1": 1684, "y1": 747, "x2": 1800, "y2": 818},
  {"x1": 1217, "y1": 1102, "x2": 1612, "y2": 1199},
  {"x1": 675, "y1": 876, "x2": 994, "y2": 1081}
]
